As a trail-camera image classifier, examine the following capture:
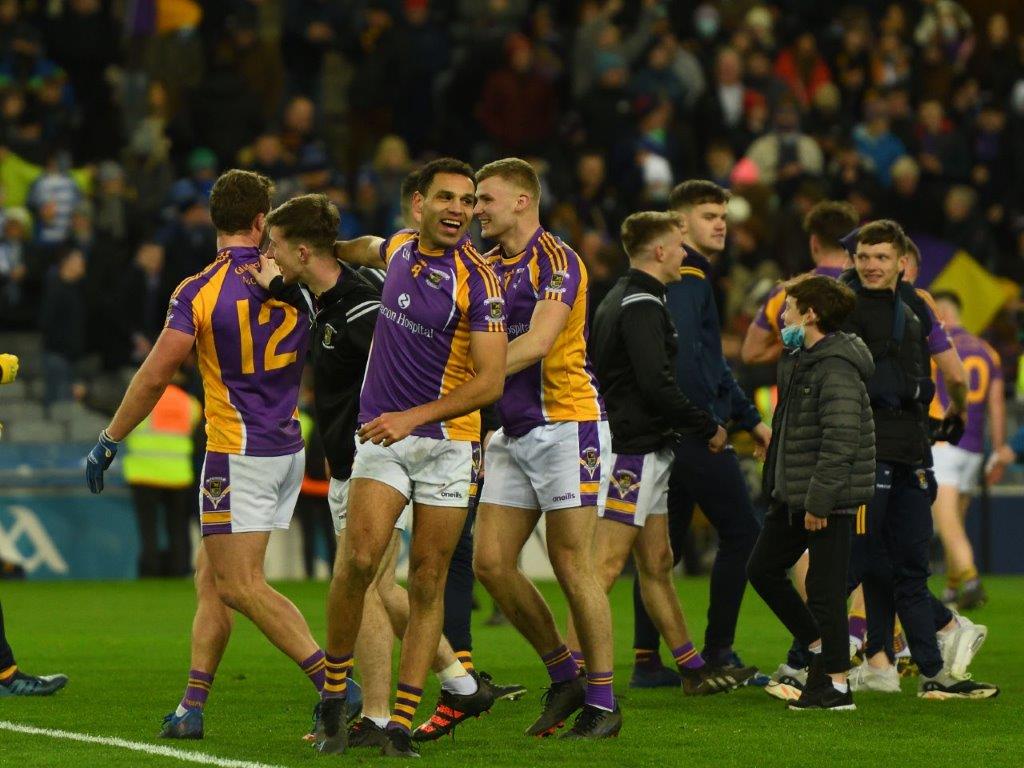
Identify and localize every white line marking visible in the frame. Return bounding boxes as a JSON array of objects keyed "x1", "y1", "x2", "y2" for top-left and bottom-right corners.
[{"x1": 0, "y1": 720, "x2": 290, "y2": 768}]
